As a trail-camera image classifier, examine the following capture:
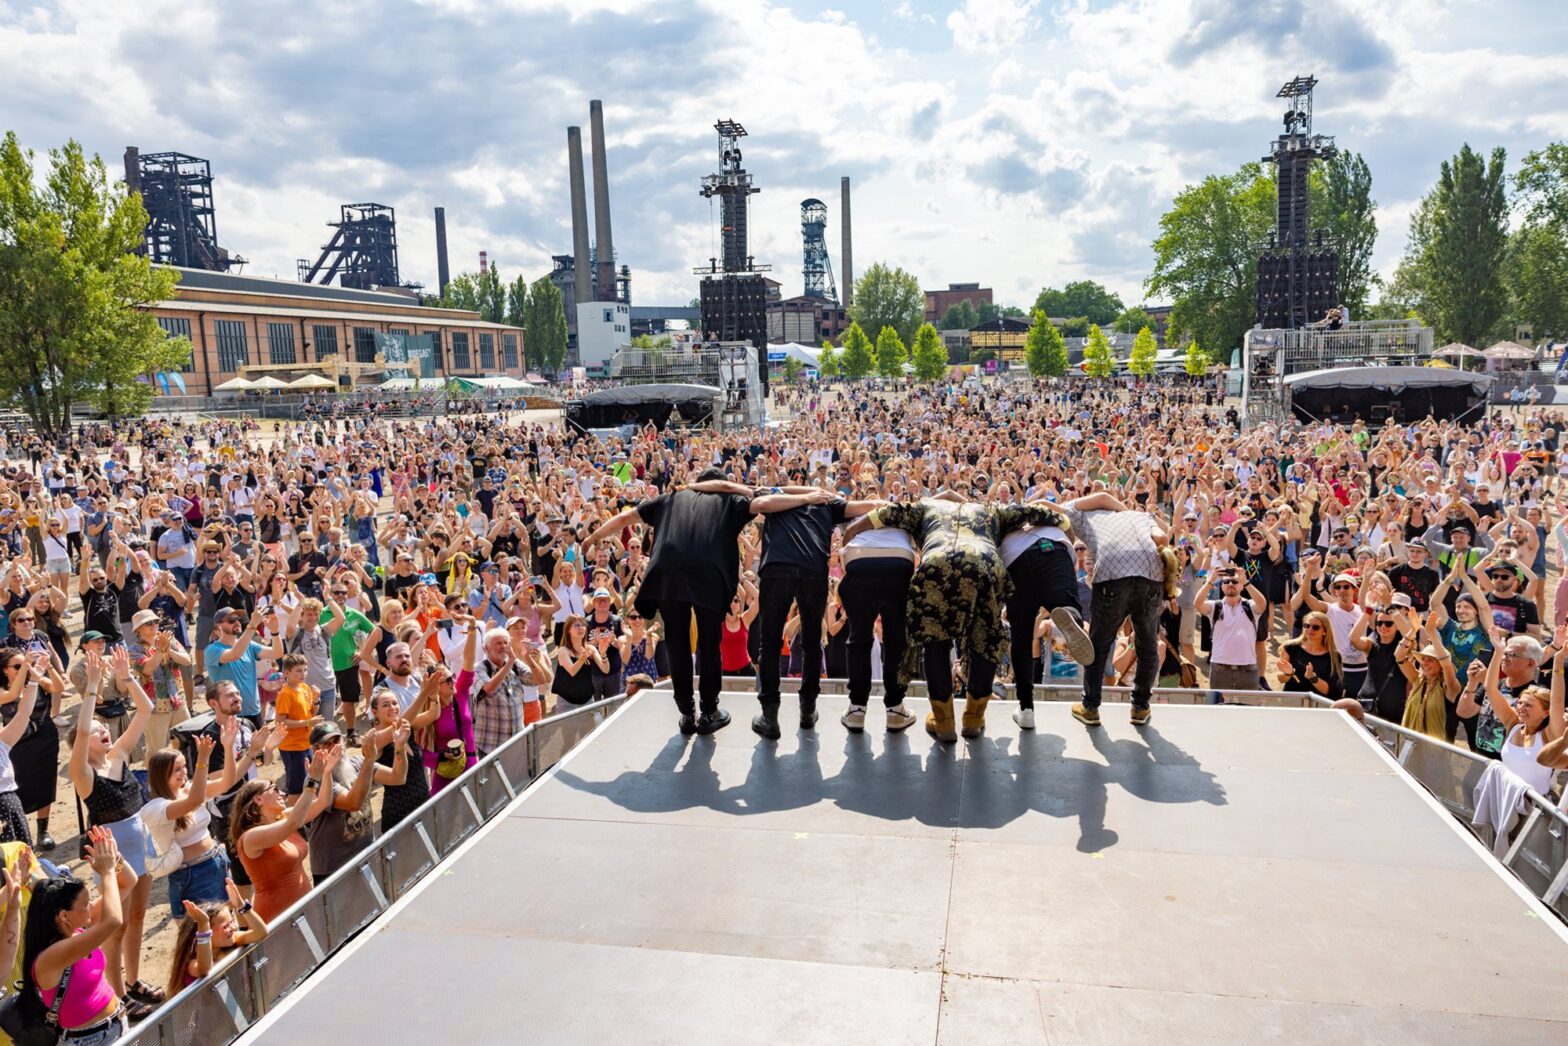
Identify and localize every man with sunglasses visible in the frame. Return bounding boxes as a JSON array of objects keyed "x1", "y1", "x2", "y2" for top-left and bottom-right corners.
[
  {"x1": 1477, "y1": 563, "x2": 1541, "y2": 638},
  {"x1": 206, "y1": 607, "x2": 284, "y2": 729},
  {"x1": 1192, "y1": 568, "x2": 1266, "y2": 693}
]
